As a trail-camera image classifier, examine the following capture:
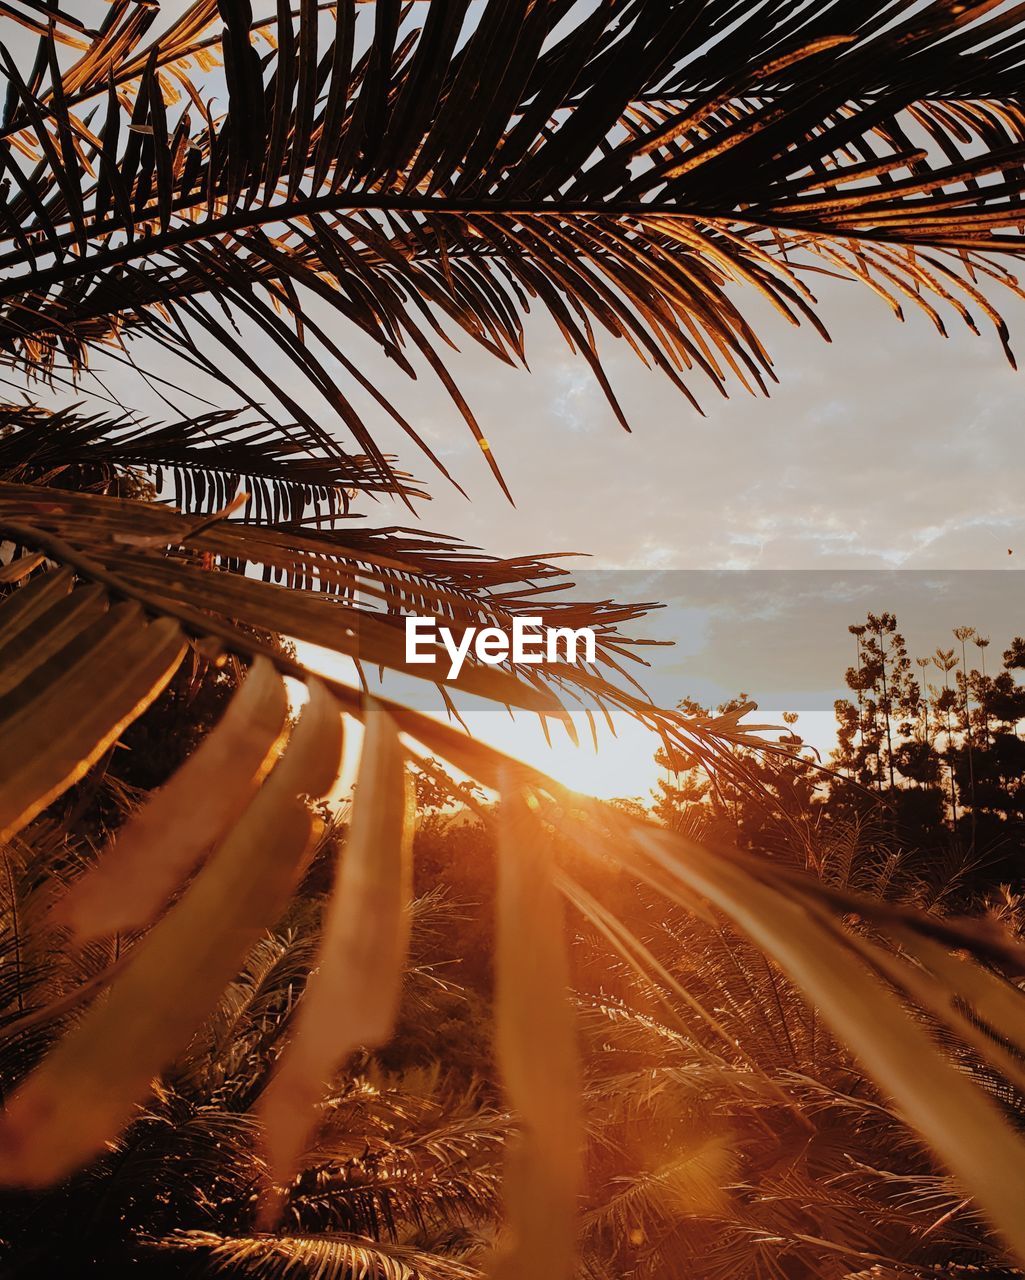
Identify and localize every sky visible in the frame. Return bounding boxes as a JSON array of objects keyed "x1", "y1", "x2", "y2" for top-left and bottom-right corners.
[
  {"x1": 56, "y1": 228, "x2": 1025, "y2": 800},
  {"x1": 34, "y1": 3, "x2": 1025, "y2": 801},
  {"x1": 278, "y1": 266, "x2": 1025, "y2": 801},
  {"x1": 382, "y1": 274, "x2": 1025, "y2": 574}
]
